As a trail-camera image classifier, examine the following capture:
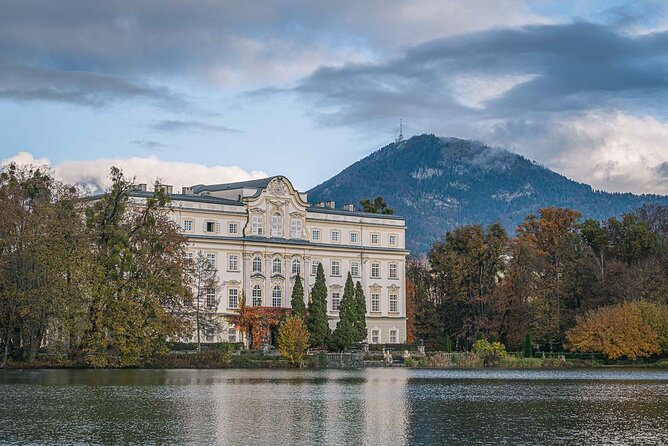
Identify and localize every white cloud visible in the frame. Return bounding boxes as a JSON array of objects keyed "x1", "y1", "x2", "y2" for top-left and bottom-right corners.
[
  {"x1": 490, "y1": 111, "x2": 668, "y2": 195},
  {"x1": 1, "y1": 152, "x2": 267, "y2": 194}
]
